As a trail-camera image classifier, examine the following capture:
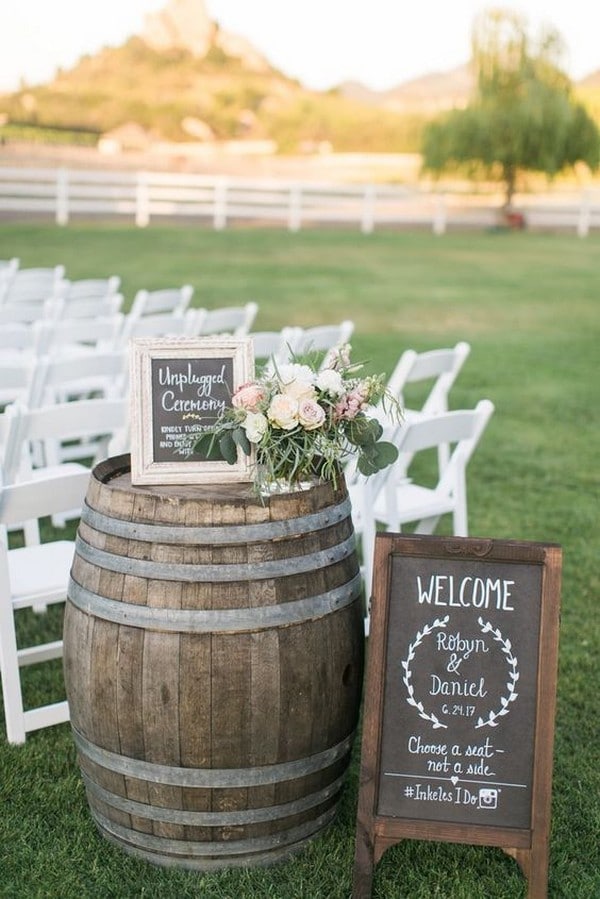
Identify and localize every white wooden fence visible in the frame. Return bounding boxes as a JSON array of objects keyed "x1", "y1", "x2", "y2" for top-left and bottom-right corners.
[{"x1": 0, "y1": 166, "x2": 598, "y2": 235}]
